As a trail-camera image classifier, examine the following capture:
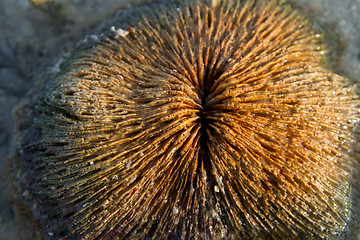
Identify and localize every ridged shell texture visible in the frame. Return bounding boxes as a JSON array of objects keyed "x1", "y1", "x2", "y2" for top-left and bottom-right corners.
[{"x1": 15, "y1": 0, "x2": 360, "y2": 239}]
